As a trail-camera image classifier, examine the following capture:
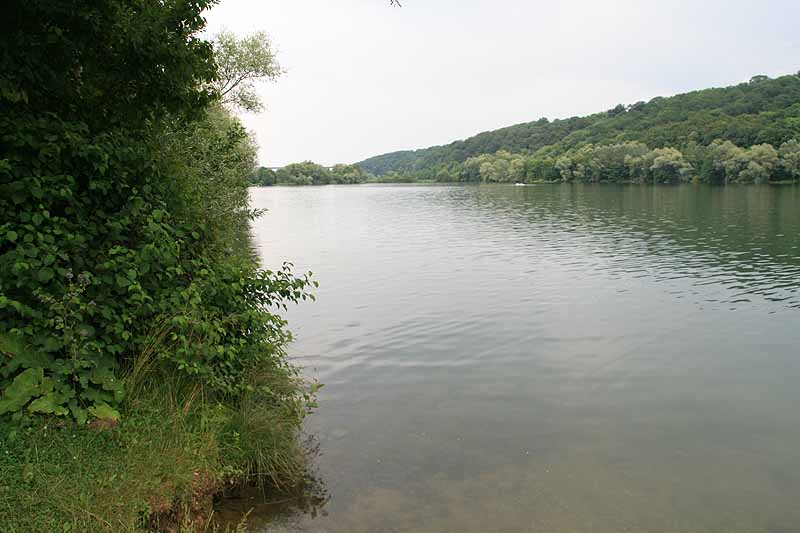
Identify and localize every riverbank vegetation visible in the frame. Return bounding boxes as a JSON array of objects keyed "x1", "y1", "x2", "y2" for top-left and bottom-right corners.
[
  {"x1": 248, "y1": 162, "x2": 373, "y2": 186},
  {"x1": 455, "y1": 138, "x2": 799, "y2": 185},
  {"x1": 358, "y1": 74, "x2": 800, "y2": 184},
  {"x1": 1, "y1": 1, "x2": 316, "y2": 530},
  {"x1": 247, "y1": 161, "x2": 437, "y2": 186}
]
